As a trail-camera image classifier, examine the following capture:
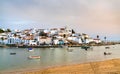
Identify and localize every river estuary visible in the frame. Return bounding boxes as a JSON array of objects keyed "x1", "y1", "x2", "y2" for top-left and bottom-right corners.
[{"x1": 0, "y1": 44, "x2": 120, "y2": 73}]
